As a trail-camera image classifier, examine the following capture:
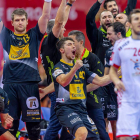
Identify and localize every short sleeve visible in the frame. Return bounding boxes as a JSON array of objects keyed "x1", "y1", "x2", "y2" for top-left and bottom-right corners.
[
  {"x1": 52, "y1": 66, "x2": 64, "y2": 80},
  {"x1": 105, "y1": 49, "x2": 111, "y2": 68},
  {"x1": 0, "y1": 25, "x2": 11, "y2": 45},
  {"x1": 84, "y1": 67, "x2": 97, "y2": 83},
  {"x1": 110, "y1": 45, "x2": 121, "y2": 69},
  {"x1": 32, "y1": 23, "x2": 44, "y2": 41}
]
